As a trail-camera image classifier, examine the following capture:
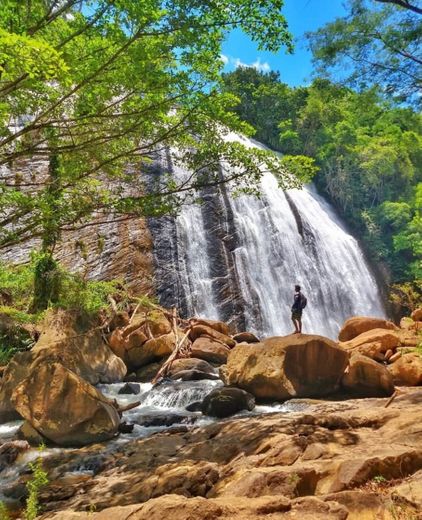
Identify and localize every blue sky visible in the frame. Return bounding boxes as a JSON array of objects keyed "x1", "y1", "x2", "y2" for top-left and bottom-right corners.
[{"x1": 222, "y1": 0, "x2": 348, "y2": 86}]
